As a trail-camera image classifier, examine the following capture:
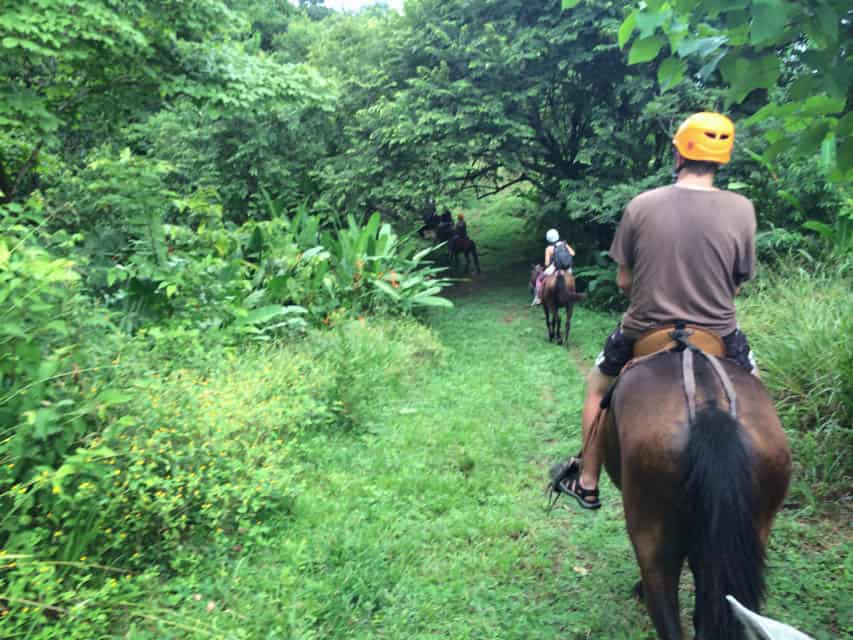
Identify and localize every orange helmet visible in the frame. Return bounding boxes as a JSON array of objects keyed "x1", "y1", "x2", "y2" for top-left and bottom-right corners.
[
  {"x1": 457, "y1": 213, "x2": 464, "y2": 221},
  {"x1": 672, "y1": 112, "x2": 735, "y2": 164}
]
